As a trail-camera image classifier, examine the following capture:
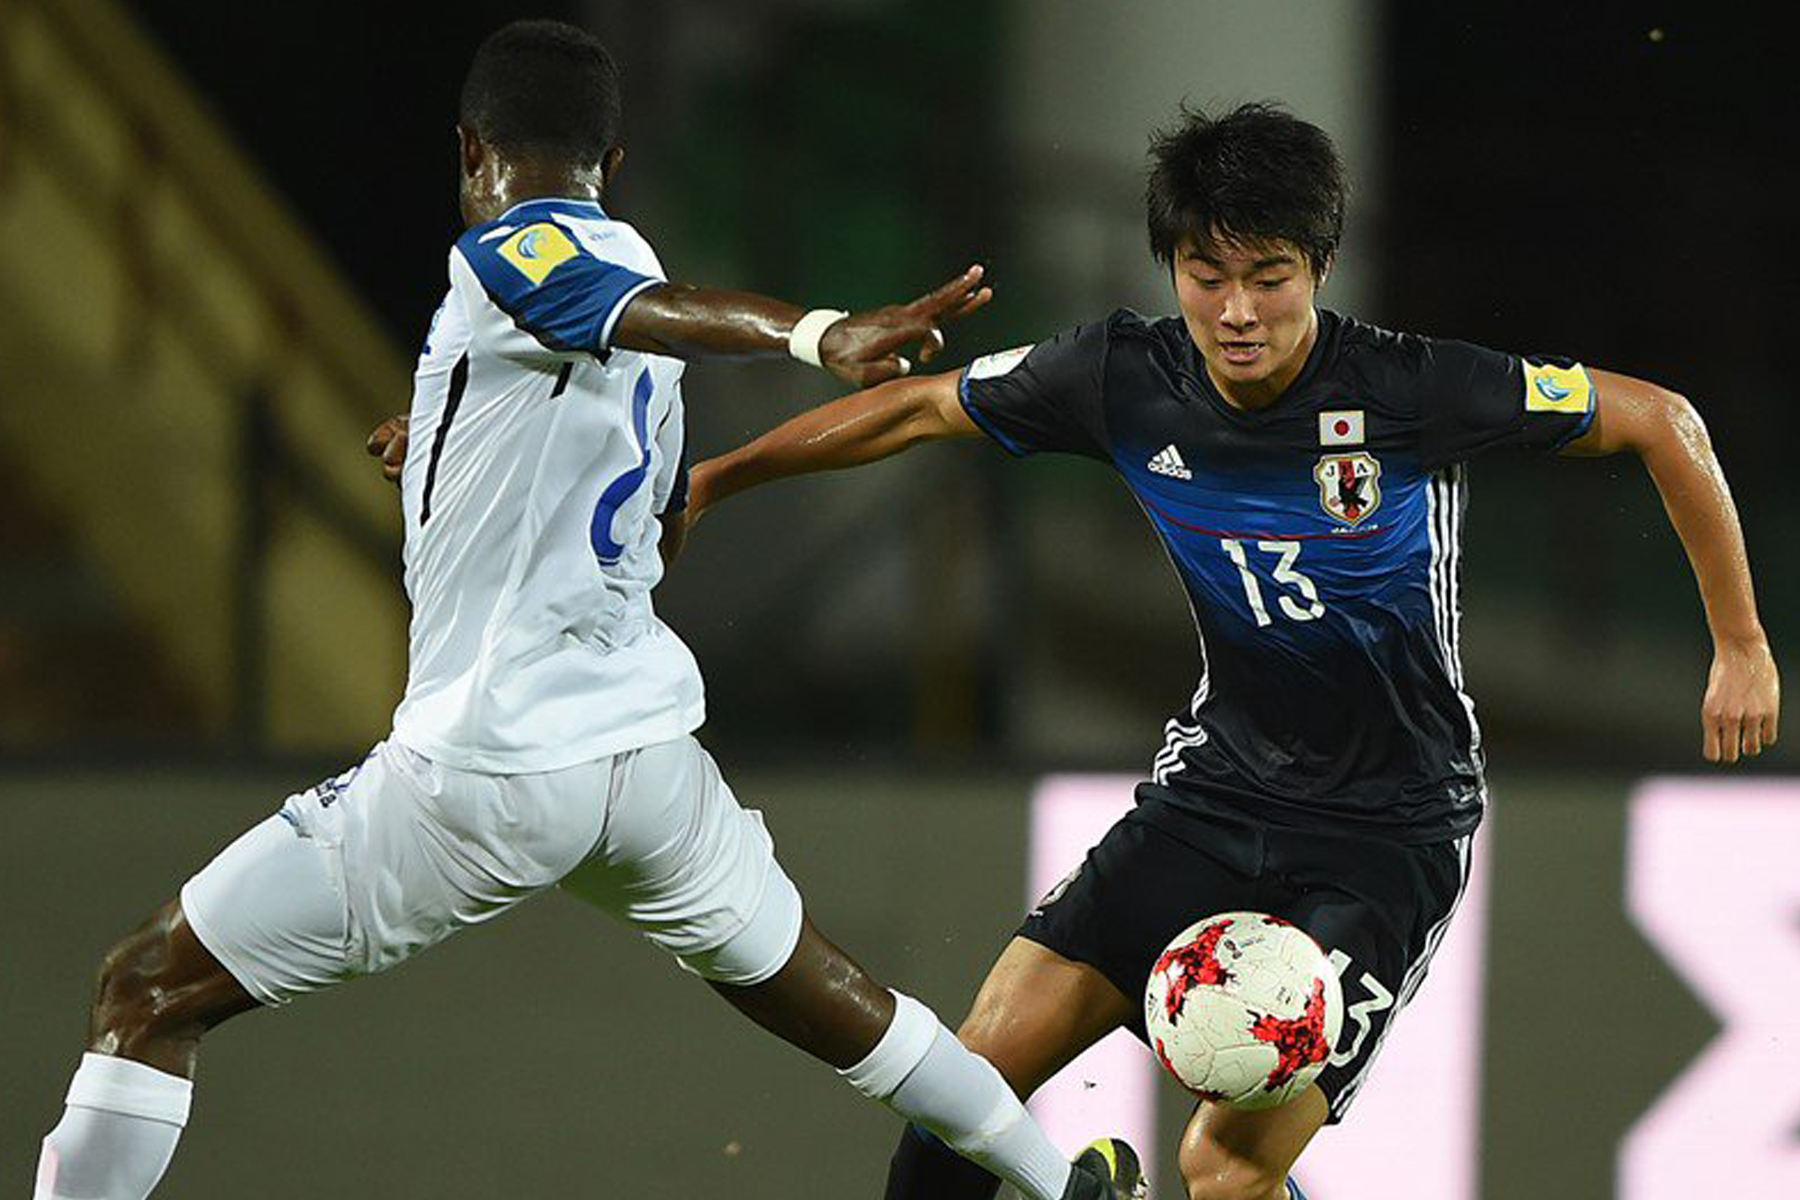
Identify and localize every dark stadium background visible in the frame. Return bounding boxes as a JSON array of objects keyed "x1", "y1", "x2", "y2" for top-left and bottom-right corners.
[
  {"x1": 2, "y1": 4, "x2": 1789, "y2": 1199},
  {"x1": 93, "y1": 1, "x2": 1792, "y2": 774}
]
